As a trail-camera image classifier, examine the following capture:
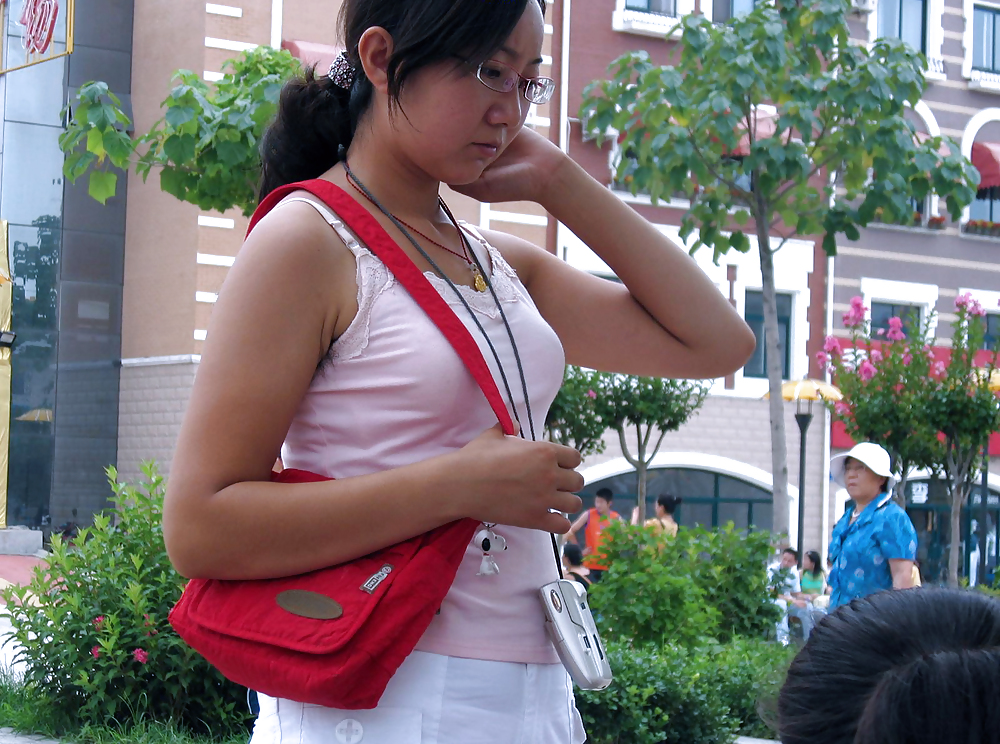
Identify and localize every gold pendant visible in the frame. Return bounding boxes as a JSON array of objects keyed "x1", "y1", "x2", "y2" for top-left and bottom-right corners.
[{"x1": 473, "y1": 267, "x2": 487, "y2": 293}]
